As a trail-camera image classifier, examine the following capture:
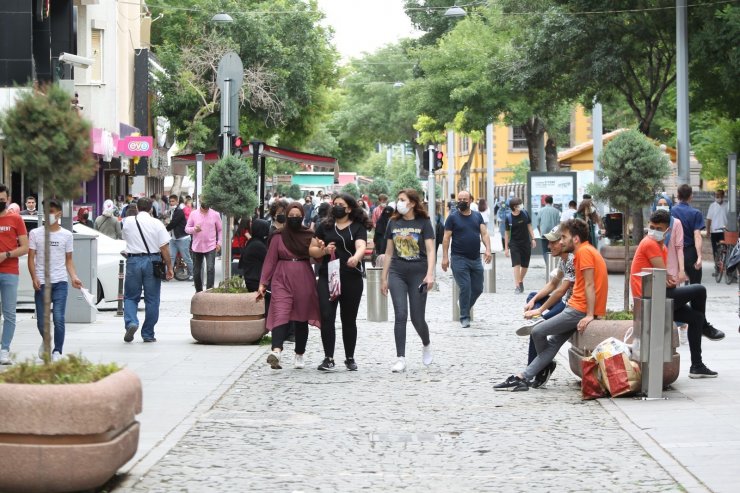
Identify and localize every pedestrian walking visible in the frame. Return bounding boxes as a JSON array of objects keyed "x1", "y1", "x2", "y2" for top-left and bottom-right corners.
[
  {"x1": 372, "y1": 194, "x2": 388, "y2": 227},
  {"x1": 121, "y1": 197, "x2": 173, "y2": 343},
  {"x1": 706, "y1": 189, "x2": 729, "y2": 277},
  {"x1": 373, "y1": 202, "x2": 394, "y2": 263},
  {"x1": 257, "y1": 203, "x2": 323, "y2": 370},
  {"x1": 671, "y1": 184, "x2": 705, "y2": 284},
  {"x1": 240, "y1": 218, "x2": 269, "y2": 293},
  {"x1": 504, "y1": 197, "x2": 536, "y2": 293},
  {"x1": 535, "y1": 195, "x2": 562, "y2": 266},
  {"x1": 575, "y1": 198, "x2": 601, "y2": 248},
  {"x1": 381, "y1": 189, "x2": 435, "y2": 373},
  {"x1": 441, "y1": 190, "x2": 492, "y2": 328},
  {"x1": 314, "y1": 193, "x2": 372, "y2": 372},
  {"x1": 477, "y1": 198, "x2": 490, "y2": 226},
  {"x1": 302, "y1": 195, "x2": 314, "y2": 228},
  {"x1": 27, "y1": 199, "x2": 83, "y2": 361},
  {"x1": 76, "y1": 207, "x2": 94, "y2": 228},
  {"x1": 0, "y1": 184, "x2": 29, "y2": 365},
  {"x1": 185, "y1": 200, "x2": 222, "y2": 292},
  {"x1": 95, "y1": 199, "x2": 122, "y2": 239},
  {"x1": 496, "y1": 196, "x2": 509, "y2": 246},
  {"x1": 494, "y1": 218, "x2": 608, "y2": 391},
  {"x1": 268, "y1": 199, "x2": 289, "y2": 235},
  {"x1": 166, "y1": 194, "x2": 194, "y2": 281},
  {"x1": 560, "y1": 200, "x2": 577, "y2": 222}
]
